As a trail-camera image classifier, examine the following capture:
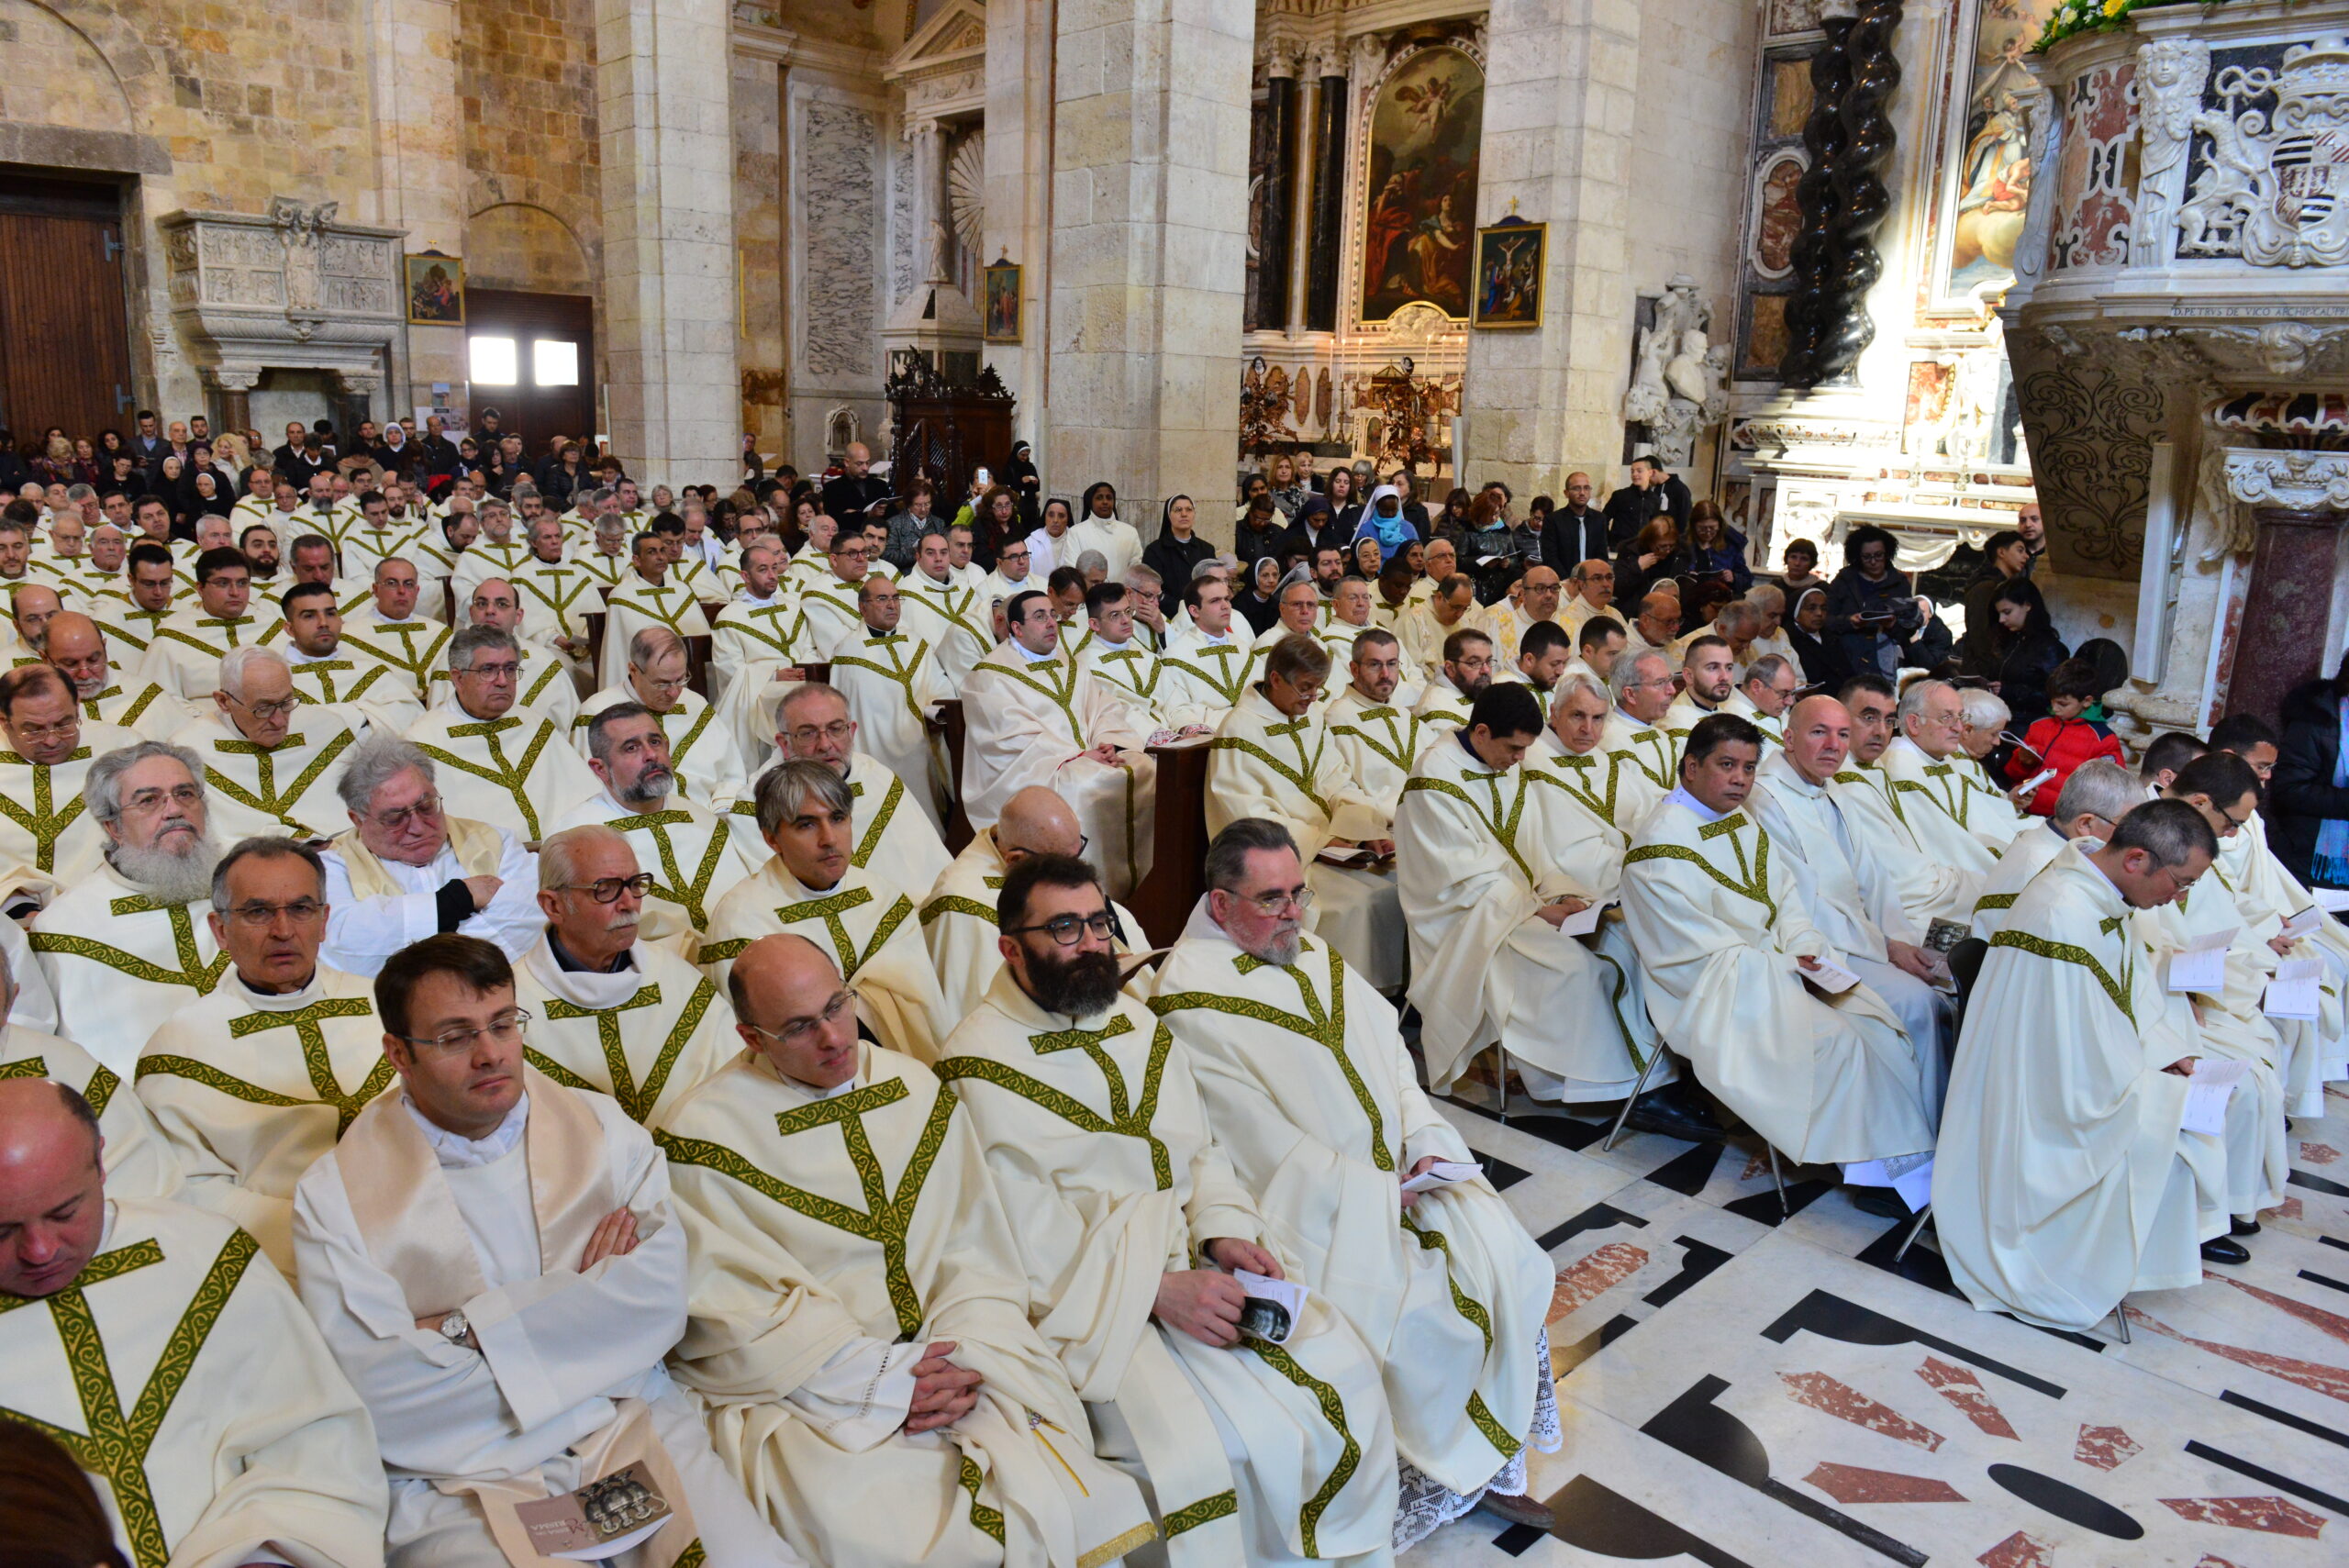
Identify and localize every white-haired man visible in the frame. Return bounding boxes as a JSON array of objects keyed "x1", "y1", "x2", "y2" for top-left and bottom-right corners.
[
  {"x1": 1877, "y1": 676, "x2": 2027, "y2": 868},
  {"x1": 1722, "y1": 652, "x2": 1798, "y2": 748},
  {"x1": 318, "y1": 733, "x2": 542, "y2": 974},
  {"x1": 172, "y1": 644, "x2": 365, "y2": 840},
  {"x1": 0, "y1": 662, "x2": 139, "y2": 903},
  {"x1": 407, "y1": 625, "x2": 602, "y2": 841},
  {"x1": 764, "y1": 679, "x2": 952, "y2": 894}
]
